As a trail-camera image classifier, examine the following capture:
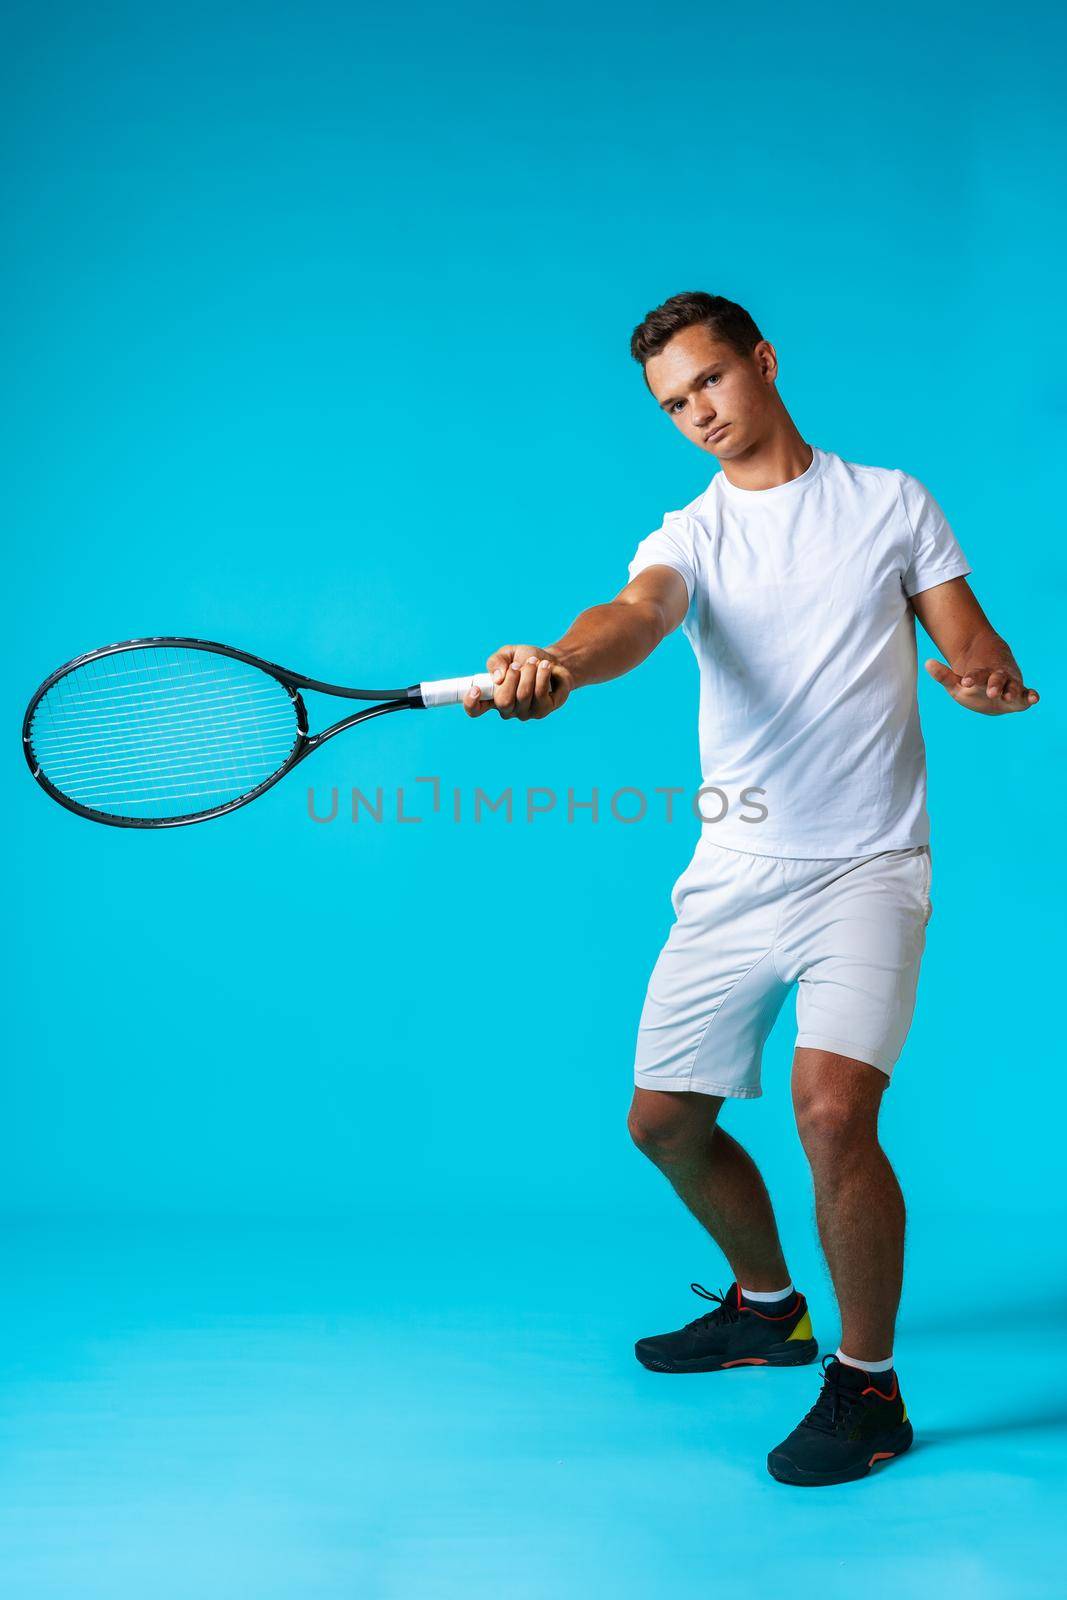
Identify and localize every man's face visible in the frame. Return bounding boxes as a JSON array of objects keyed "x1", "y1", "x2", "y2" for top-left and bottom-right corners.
[{"x1": 644, "y1": 324, "x2": 778, "y2": 460}]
